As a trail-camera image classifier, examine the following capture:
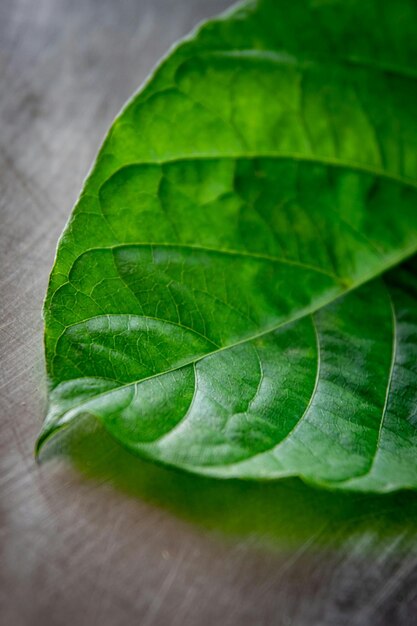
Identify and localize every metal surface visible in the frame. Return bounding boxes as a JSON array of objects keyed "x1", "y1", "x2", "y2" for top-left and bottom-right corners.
[{"x1": 2, "y1": 1, "x2": 417, "y2": 624}]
